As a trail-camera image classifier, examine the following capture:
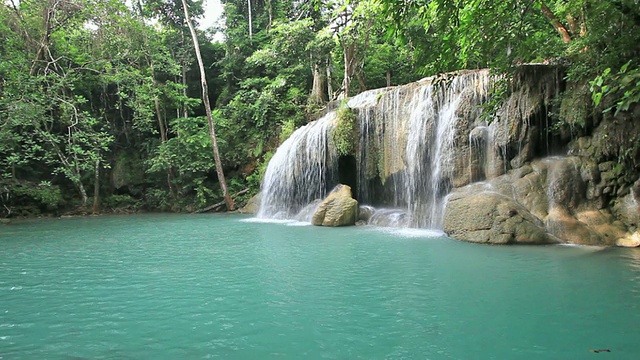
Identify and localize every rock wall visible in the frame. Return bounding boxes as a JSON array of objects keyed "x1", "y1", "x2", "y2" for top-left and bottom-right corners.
[
  {"x1": 443, "y1": 157, "x2": 634, "y2": 246},
  {"x1": 258, "y1": 65, "x2": 639, "y2": 246}
]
